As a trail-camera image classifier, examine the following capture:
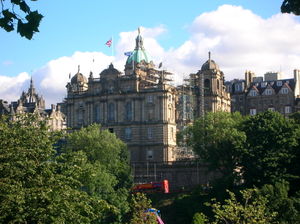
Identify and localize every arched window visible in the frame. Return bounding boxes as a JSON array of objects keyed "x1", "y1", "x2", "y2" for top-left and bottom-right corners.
[
  {"x1": 204, "y1": 79, "x2": 210, "y2": 90},
  {"x1": 108, "y1": 103, "x2": 115, "y2": 122},
  {"x1": 125, "y1": 102, "x2": 132, "y2": 121}
]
